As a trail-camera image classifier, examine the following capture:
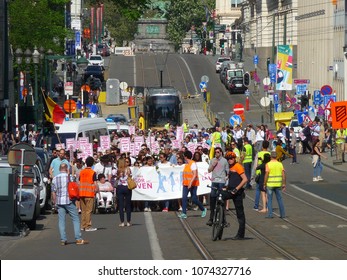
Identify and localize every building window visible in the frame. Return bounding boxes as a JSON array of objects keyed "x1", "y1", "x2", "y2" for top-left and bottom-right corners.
[{"x1": 231, "y1": 0, "x2": 242, "y2": 8}]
